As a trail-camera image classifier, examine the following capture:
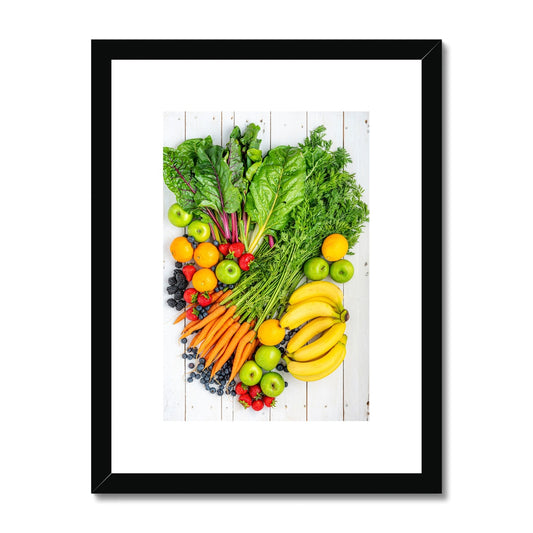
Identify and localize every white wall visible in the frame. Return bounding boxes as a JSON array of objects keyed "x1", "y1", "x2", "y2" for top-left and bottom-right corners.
[{"x1": 1, "y1": 1, "x2": 532, "y2": 532}]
